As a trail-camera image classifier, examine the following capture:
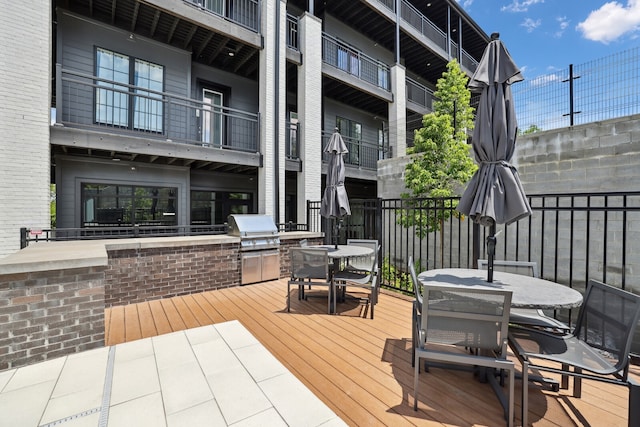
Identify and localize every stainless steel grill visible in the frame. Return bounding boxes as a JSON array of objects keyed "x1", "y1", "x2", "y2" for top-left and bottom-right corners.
[{"x1": 227, "y1": 214, "x2": 280, "y2": 284}]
